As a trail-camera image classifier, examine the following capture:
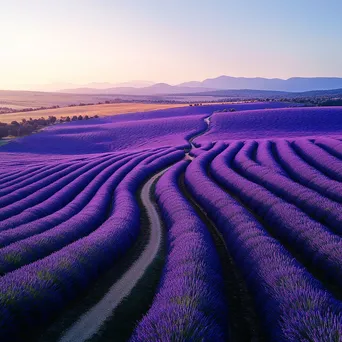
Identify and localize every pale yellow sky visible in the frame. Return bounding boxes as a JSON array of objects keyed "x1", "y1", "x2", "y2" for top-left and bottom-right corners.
[{"x1": 1, "y1": 0, "x2": 341, "y2": 90}]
